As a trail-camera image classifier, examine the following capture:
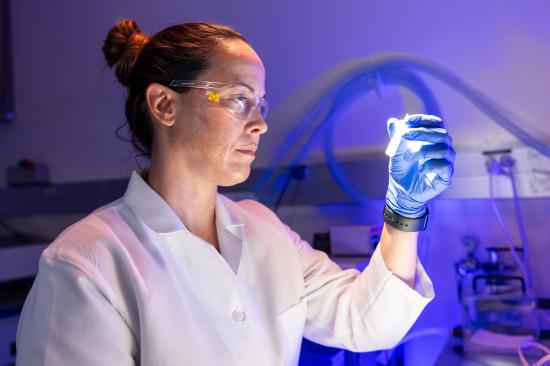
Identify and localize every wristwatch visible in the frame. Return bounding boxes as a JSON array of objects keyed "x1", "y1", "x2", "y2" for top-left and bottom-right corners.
[{"x1": 383, "y1": 204, "x2": 429, "y2": 232}]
